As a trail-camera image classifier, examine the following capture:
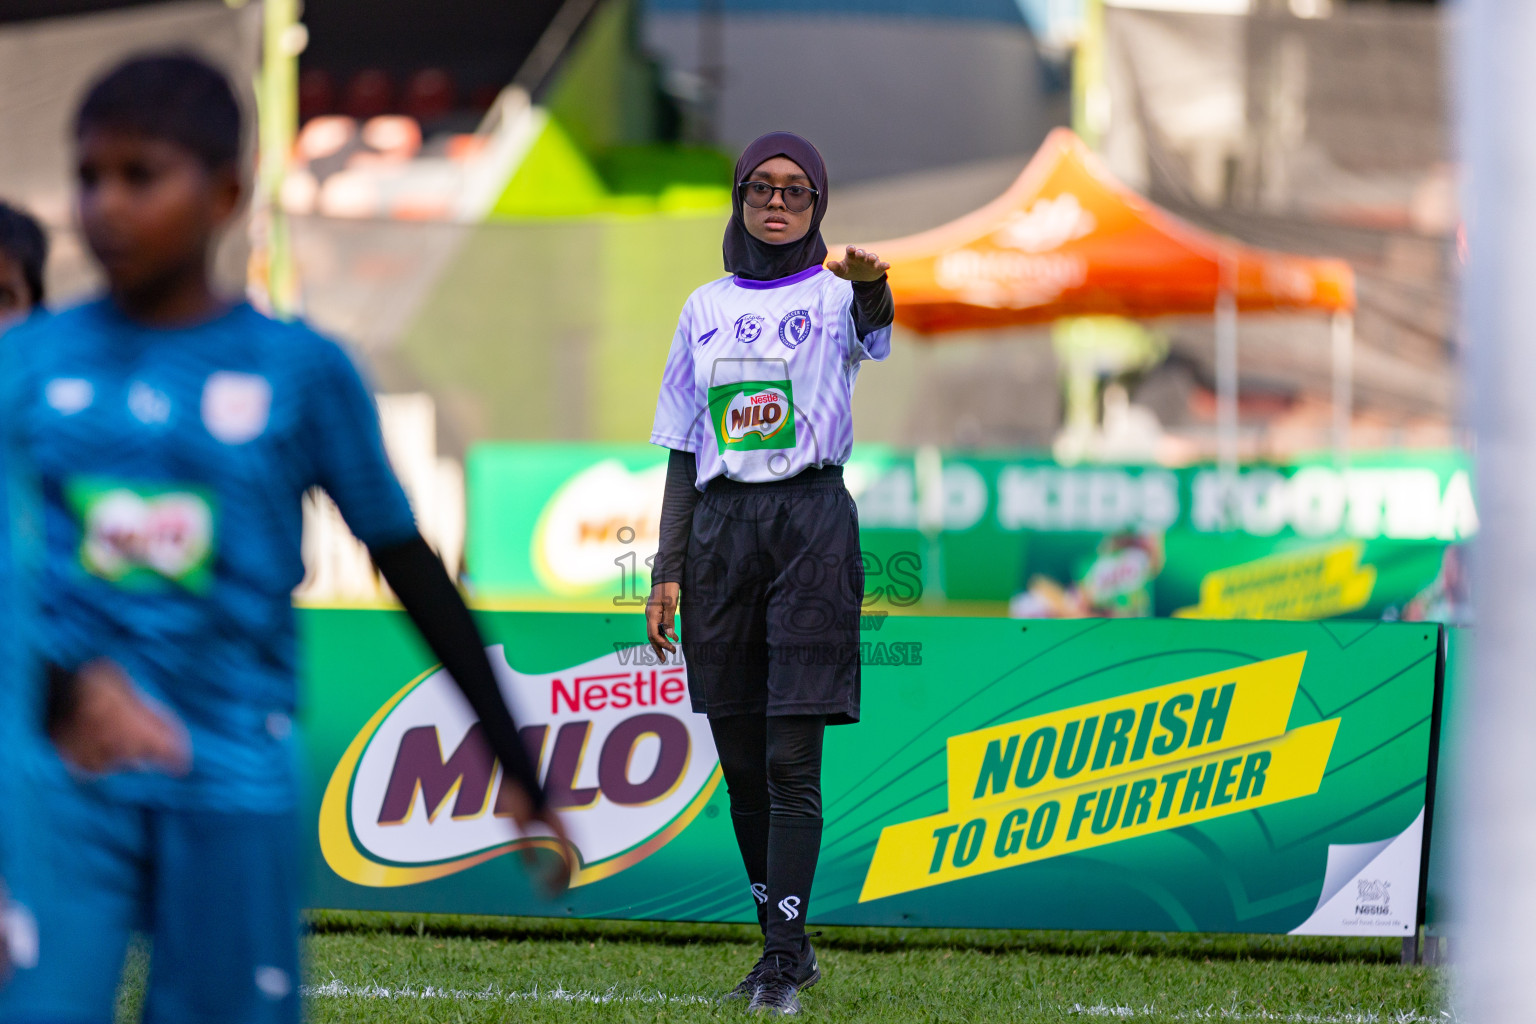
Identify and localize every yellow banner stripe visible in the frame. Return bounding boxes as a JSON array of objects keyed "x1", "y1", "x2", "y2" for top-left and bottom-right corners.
[
  {"x1": 947, "y1": 652, "x2": 1306, "y2": 810},
  {"x1": 1174, "y1": 543, "x2": 1376, "y2": 620},
  {"x1": 863, "y1": 717, "x2": 1339, "y2": 903}
]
